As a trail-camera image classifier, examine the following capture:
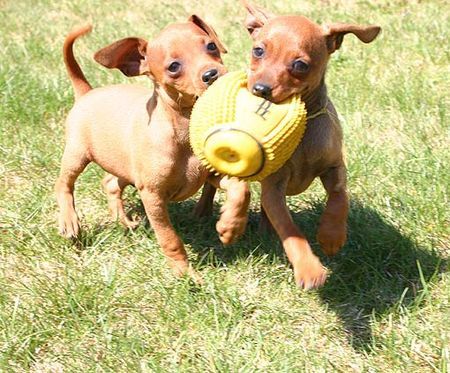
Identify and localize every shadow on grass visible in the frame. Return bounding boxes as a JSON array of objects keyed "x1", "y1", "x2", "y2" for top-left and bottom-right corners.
[
  {"x1": 167, "y1": 197, "x2": 447, "y2": 351},
  {"x1": 83, "y1": 193, "x2": 447, "y2": 351},
  {"x1": 306, "y1": 200, "x2": 447, "y2": 350}
]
